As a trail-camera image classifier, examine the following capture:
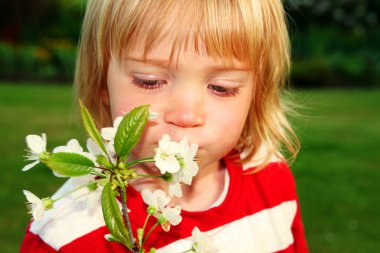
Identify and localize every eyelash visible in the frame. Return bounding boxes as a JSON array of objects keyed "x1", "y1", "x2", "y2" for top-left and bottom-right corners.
[
  {"x1": 131, "y1": 77, "x2": 240, "y2": 97},
  {"x1": 132, "y1": 77, "x2": 166, "y2": 90},
  {"x1": 207, "y1": 84, "x2": 240, "y2": 97}
]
